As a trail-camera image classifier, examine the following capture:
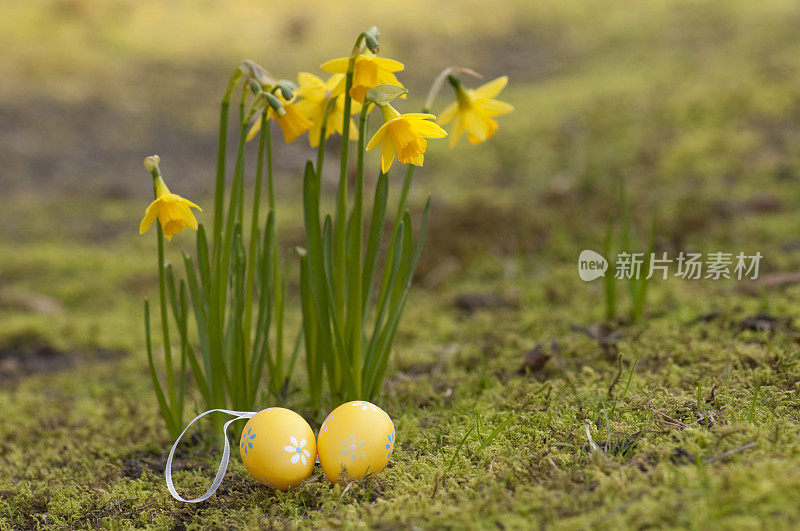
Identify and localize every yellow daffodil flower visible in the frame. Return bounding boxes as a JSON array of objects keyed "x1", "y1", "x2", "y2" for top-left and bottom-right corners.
[
  {"x1": 321, "y1": 52, "x2": 404, "y2": 103},
  {"x1": 293, "y1": 72, "x2": 362, "y2": 148},
  {"x1": 139, "y1": 174, "x2": 202, "y2": 241},
  {"x1": 366, "y1": 104, "x2": 447, "y2": 173},
  {"x1": 246, "y1": 93, "x2": 312, "y2": 144},
  {"x1": 438, "y1": 76, "x2": 513, "y2": 148}
]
